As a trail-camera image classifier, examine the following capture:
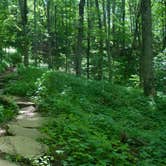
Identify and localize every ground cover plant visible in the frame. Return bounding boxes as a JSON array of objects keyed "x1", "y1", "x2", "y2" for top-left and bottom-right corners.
[
  {"x1": 5, "y1": 68, "x2": 165, "y2": 165},
  {"x1": 0, "y1": 0, "x2": 165, "y2": 165},
  {"x1": 4, "y1": 66, "x2": 46, "y2": 96},
  {"x1": 0, "y1": 95, "x2": 18, "y2": 124}
]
